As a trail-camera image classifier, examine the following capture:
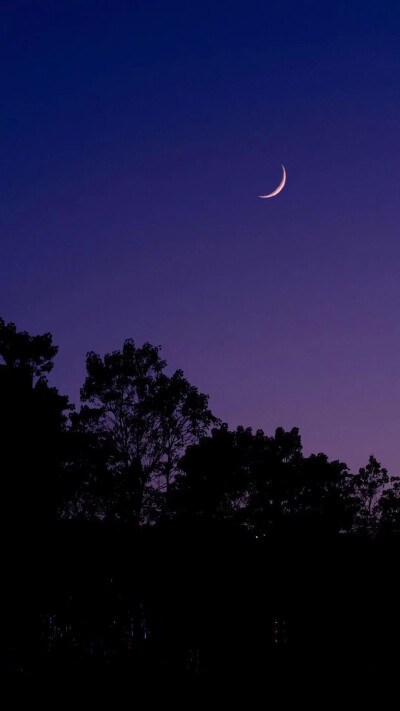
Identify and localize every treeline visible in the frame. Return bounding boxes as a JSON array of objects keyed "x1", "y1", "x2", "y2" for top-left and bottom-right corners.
[
  {"x1": 1, "y1": 316, "x2": 398, "y2": 538},
  {"x1": 2, "y1": 317, "x2": 399, "y2": 694}
]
